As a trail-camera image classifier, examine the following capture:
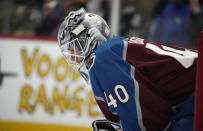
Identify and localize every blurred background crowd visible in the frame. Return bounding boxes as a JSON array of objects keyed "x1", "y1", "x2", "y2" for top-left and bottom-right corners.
[{"x1": 0, "y1": 0, "x2": 203, "y2": 48}]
